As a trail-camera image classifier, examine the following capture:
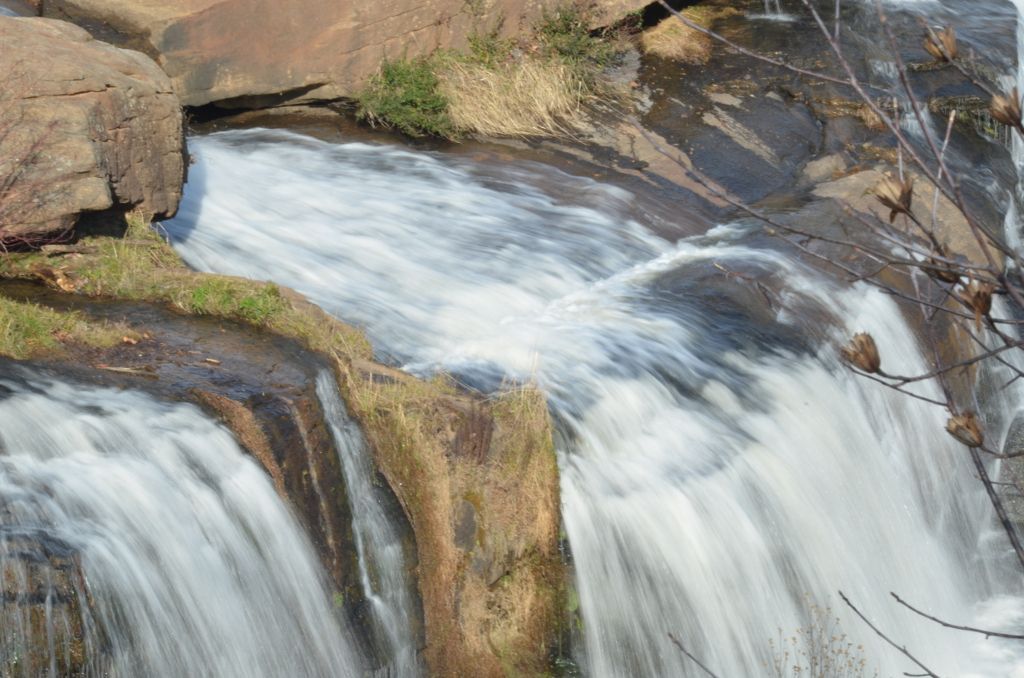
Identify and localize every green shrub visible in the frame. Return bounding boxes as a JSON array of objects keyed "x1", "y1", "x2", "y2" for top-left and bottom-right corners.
[
  {"x1": 466, "y1": 29, "x2": 514, "y2": 67},
  {"x1": 357, "y1": 59, "x2": 455, "y2": 138},
  {"x1": 354, "y1": 4, "x2": 616, "y2": 140},
  {"x1": 536, "y1": 5, "x2": 613, "y2": 70}
]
